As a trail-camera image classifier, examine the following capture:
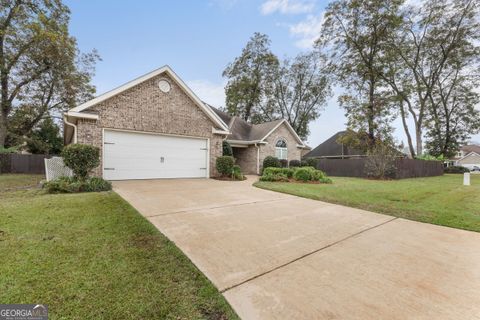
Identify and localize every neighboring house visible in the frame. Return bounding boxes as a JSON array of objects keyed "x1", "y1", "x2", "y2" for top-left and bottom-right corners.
[
  {"x1": 63, "y1": 65, "x2": 307, "y2": 180},
  {"x1": 304, "y1": 131, "x2": 366, "y2": 159},
  {"x1": 210, "y1": 108, "x2": 309, "y2": 174},
  {"x1": 449, "y1": 145, "x2": 480, "y2": 169}
]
